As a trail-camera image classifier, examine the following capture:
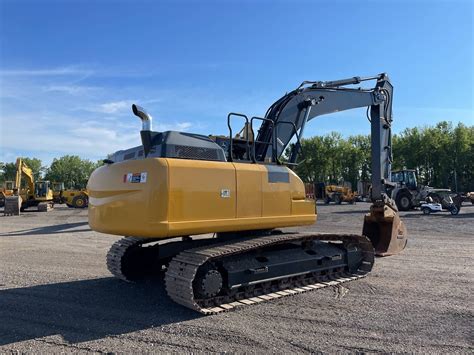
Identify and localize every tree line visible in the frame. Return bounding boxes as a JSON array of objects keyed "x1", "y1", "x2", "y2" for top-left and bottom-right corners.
[
  {"x1": 293, "y1": 121, "x2": 473, "y2": 192},
  {"x1": 1, "y1": 121, "x2": 472, "y2": 192},
  {"x1": 0, "y1": 156, "x2": 103, "y2": 190}
]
